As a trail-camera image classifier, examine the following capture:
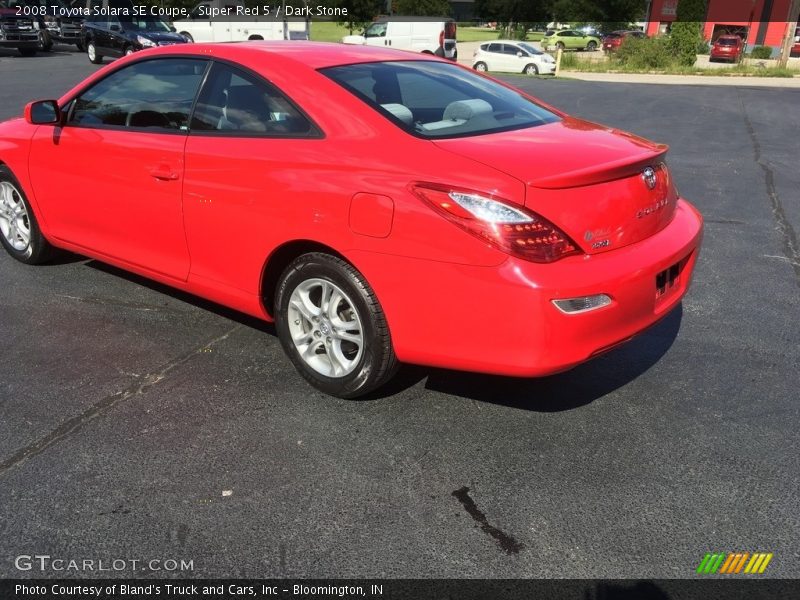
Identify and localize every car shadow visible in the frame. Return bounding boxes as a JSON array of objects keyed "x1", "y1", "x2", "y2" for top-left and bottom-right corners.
[
  {"x1": 84, "y1": 260, "x2": 275, "y2": 335},
  {"x1": 83, "y1": 259, "x2": 681, "y2": 412}
]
